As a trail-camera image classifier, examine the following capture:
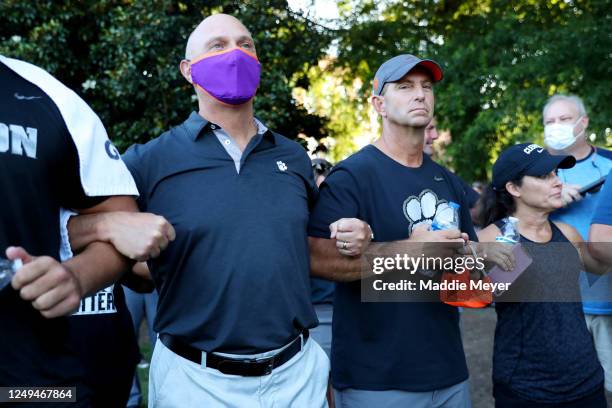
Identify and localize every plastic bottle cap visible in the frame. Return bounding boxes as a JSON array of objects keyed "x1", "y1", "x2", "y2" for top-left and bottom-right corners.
[{"x1": 495, "y1": 236, "x2": 517, "y2": 243}]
